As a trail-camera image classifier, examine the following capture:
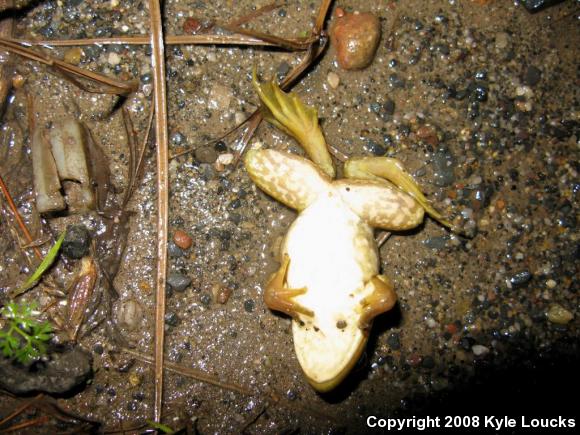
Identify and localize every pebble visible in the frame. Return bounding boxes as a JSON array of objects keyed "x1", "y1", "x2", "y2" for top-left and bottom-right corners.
[
  {"x1": 195, "y1": 146, "x2": 218, "y2": 164},
  {"x1": 212, "y1": 284, "x2": 232, "y2": 304},
  {"x1": 509, "y1": 270, "x2": 532, "y2": 288},
  {"x1": 244, "y1": 299, "x2": 255, "y2": 313},
  {"x1": 64, "y1": 47, "x2": 83, "y2": 65},
  {"x1": 546, "y1": 304, "x2": 573, "y2": 325},
  {"x1": 327, "y1": 71, "x2": 340, "y2": 89},
  {"x1": 167, "y1": 272, "x2": 192, "y2": 292},
  {"x1": 173, "y1": 229, "x2": 192, "y2": 250},
  {"x1": 164, "y1": 312, "x2": 179, "y2": 327},
  {"x1": 432, "y1": 148, "x2": 455, "y2": 187},
  {"x1": 167, "y1": 240, "x2": 184, "y2": 258},
  {"x1": 107, "y1": 52, "x2": 121, "y2": 66},
  {"x1": 472, "y1": 344, "x2": 490, "y2": 356},
  {"x1": 546, "y1": 279, "x2": 557, "y2": 289},
  {"x1": 117, "y1": 299, "x2": 143, "y2": 330},
  {"x1": 183, "y1": 17, "x2": 202, "y2": 34},
  {"x1": 62, "y1": 225, "x2": 91, "y2": 259},
  {"x1": 524, "y1": 65, "x2": 542, "y2": 86},
  {"x1": 217, "y1": 153, "x2": 234, "y2": 166},
  {"x1": 387, "y1": 332, "x2": 401, "y2": 350},
  {"x1": 330, "y1": 11, "x2": 381, "y2": 70}
]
